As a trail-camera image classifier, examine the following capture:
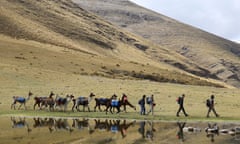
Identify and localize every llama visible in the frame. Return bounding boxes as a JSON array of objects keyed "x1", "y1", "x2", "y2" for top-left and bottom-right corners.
[
  {"x1": 94, "y1": 97, "x2": 111, "y2": 112},
  {"x1": 72, "y1": 93, "x2": 95, "y2": 112},
  {"x1": 105, "y1": 94, "x2": 122, "y2": 114},
  {"x1": 33, "y1": 91, "x2": 54, "y2": 110},
  {"x1": 11, "y1": 91, "x2": 33, "y2": 110},
  {"x1": 55, "y1": 94, "x2": 74, "y2": 111},
  {"x1": 40, "y1": 91, "x2": 55, "y2": 111}
]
